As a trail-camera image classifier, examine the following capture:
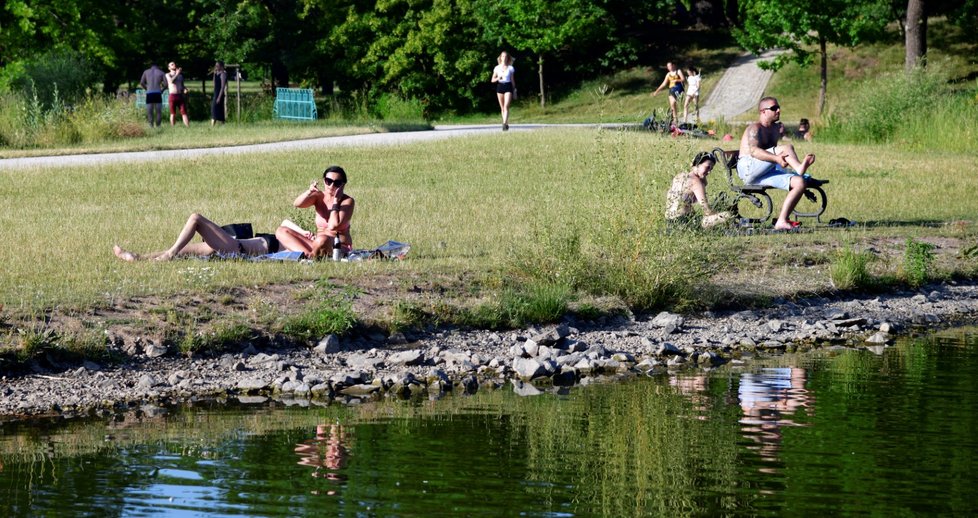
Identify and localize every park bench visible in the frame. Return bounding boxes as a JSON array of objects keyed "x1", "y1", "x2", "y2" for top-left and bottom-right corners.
[
  {"x1": 273, "y1": 88, "x2": 317, "y2": 121},
  {"x1": 711, "y1": 148, "x2": 829, "y2": 224},
  {"x1": 134, "y1": 88, "x2": 169, "y2": 109}
]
